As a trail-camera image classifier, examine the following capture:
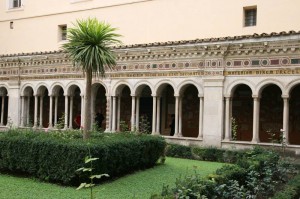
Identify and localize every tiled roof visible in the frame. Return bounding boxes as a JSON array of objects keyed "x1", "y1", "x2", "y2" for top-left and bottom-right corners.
[{"x1": 1, "y1": 30, "x2": 300, "y2": 57}]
